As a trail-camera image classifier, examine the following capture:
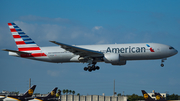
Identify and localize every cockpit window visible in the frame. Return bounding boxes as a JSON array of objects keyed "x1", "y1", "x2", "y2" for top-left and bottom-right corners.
[{"x1": 169, "y1": 47, "x2": 174, "y2": 49}]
